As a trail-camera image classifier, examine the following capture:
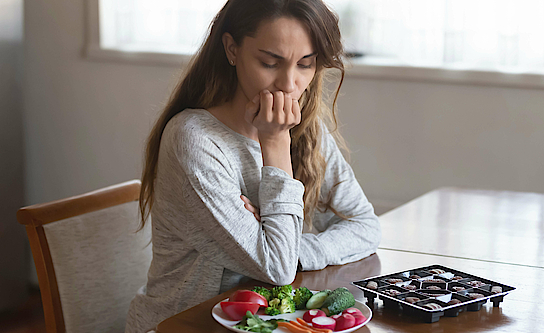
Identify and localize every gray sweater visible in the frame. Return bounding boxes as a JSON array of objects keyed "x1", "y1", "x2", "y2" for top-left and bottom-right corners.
[{"x1": 125, "y1": 109, "x2": 381, "y2": 333}]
